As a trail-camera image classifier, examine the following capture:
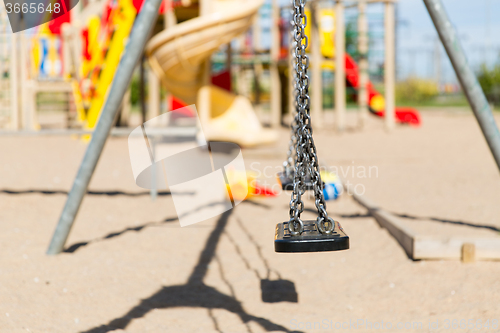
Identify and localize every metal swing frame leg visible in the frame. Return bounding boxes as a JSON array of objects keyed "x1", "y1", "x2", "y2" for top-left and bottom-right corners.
[{"x1": 46, "y1": 0, "x2": 163, "y2": 255}]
